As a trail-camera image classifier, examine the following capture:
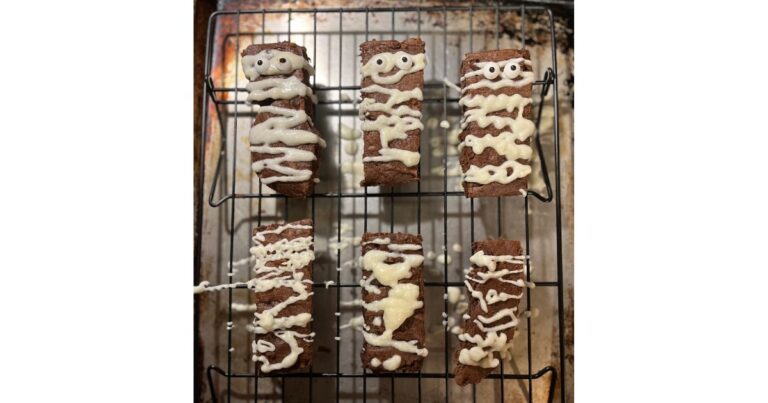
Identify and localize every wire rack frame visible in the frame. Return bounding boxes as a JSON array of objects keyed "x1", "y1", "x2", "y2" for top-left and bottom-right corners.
[{"x1": 195, "y1": 4, "x2": 566, "y2": 403}]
